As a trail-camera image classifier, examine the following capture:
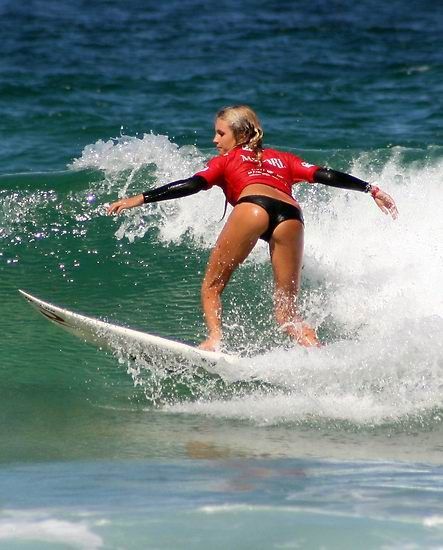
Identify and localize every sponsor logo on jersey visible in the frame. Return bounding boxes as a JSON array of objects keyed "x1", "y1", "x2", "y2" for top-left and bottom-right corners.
[
  {"x1": 266, "y1": 157, "x2": 285, "y2": 169},
  {"x1": 301, "y1": 162, "x2": 315, "y2": 168},
  {"x1": 240, "y1": 154, "x2": 285, "y2": 169}
]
